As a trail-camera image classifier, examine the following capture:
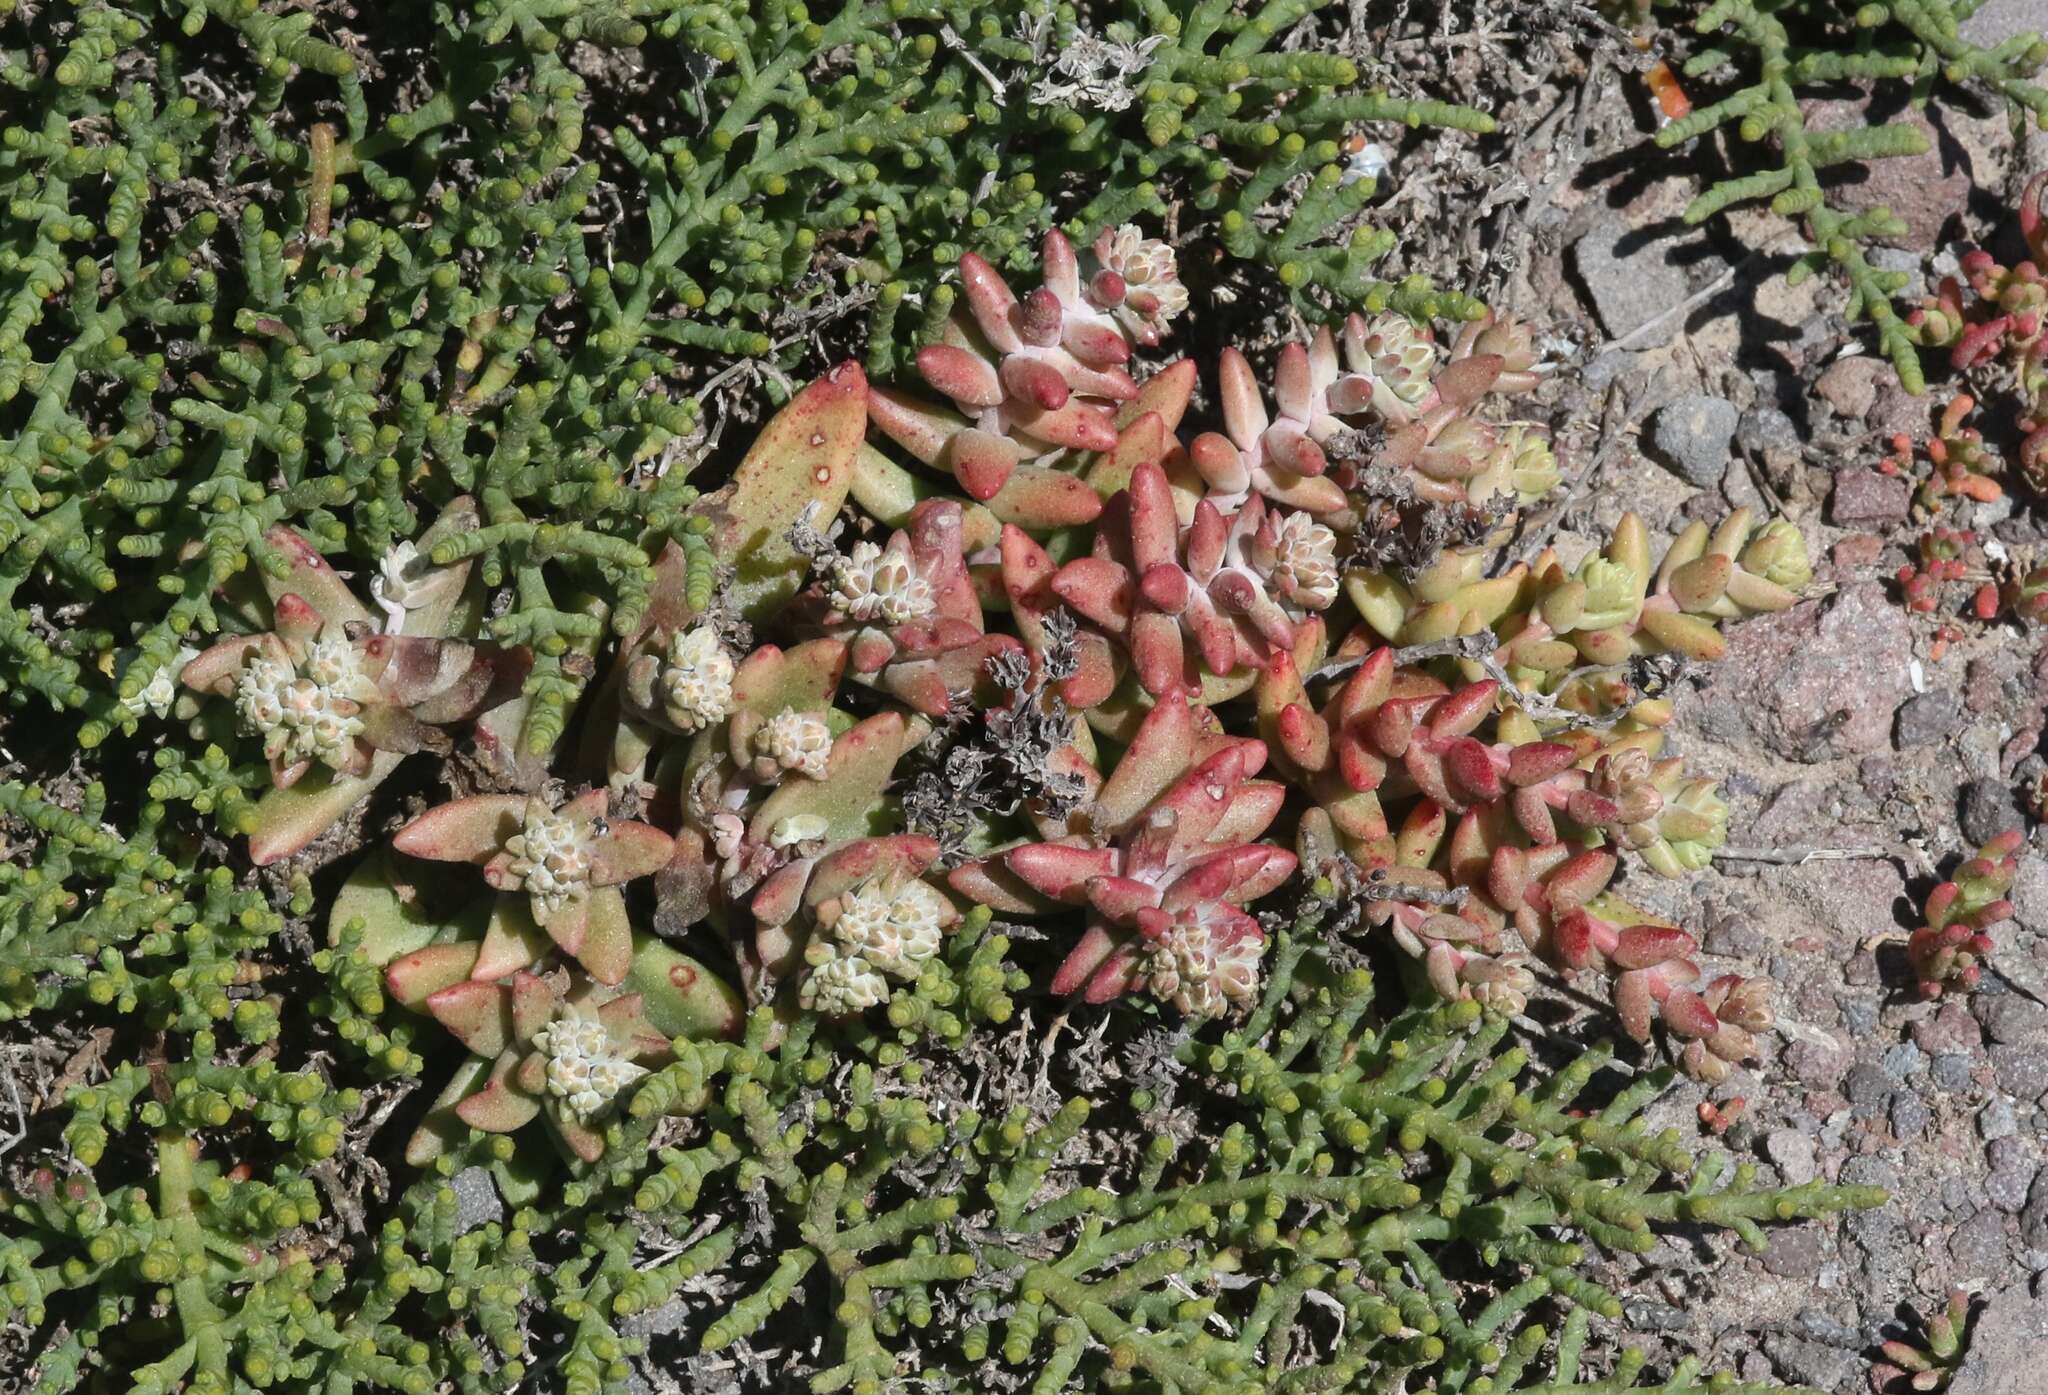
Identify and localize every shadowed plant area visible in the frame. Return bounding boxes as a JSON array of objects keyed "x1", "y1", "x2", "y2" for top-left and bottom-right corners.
[{"x1": 19, "y1": 0, "x2": 2040, "y2": 1393}]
